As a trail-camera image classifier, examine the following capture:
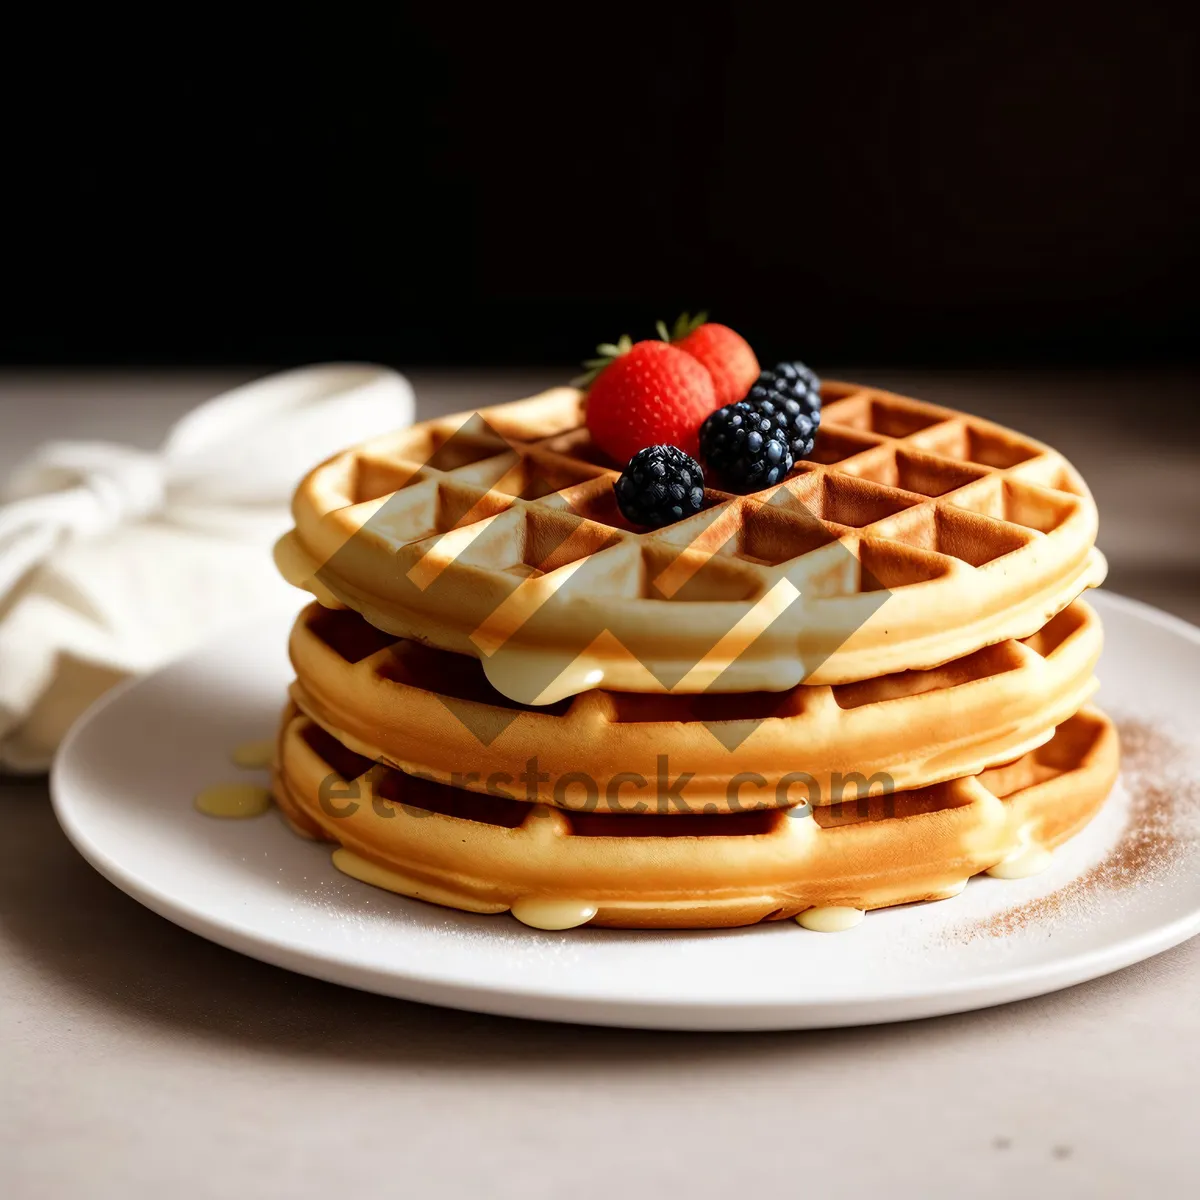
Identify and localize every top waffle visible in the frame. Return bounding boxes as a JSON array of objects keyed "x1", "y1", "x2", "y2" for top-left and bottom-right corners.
[{"x1": 276, "y1": 382, "x2": 1106, "y2": 704}]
